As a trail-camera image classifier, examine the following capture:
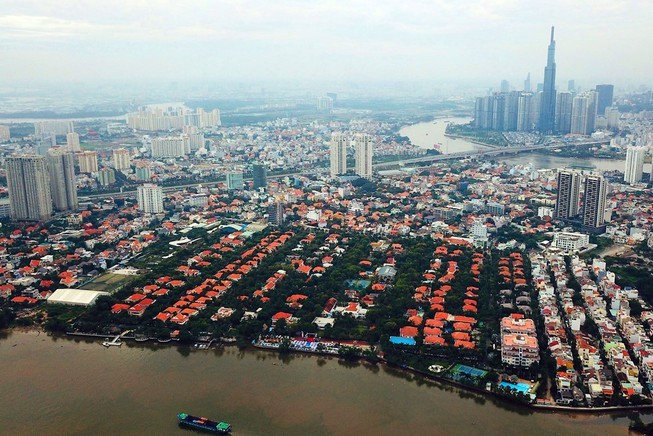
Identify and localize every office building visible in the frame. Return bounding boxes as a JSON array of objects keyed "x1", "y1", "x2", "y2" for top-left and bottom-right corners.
[
  {"x1": 226, "y1": 171, "x2": 244, "y2": 190},
  {"x1": 539, "y1": 27, "x2": 557, "y2": 134},
  {"x1": 582, "y1": 174, "x2": 608, "y2": 230},
  {"x1": 568, "y1": 80, "x2": 576, "y2": 92},
  {"x1": 252, "y1": 163, "x2": 267, "y2": 189},
  {"x1": 555, "y1": 91, "x2": 573, "y2": 134},
  {"x1": 554, "y1": 170, "x2": 581, "y2": 220},
  {"x1": 5, "y1": 154, "x2": 52, "y2": 221},
  {"x1": 605, "y1": 107, "x2": 620, "y2": 130},
  {"x1": 0, "y1": 125, "x2": 10, "y2": 142},
  {"x1": 570, "y1": 91, "x2": 597, "y2": 135},
  {"x1": 268, "y1": 201, "x2": 285, "y2": 226},
  {"x1": 330, "y1": 132, "x2": 348, "y2": 178},
  {"x1": 46, "y1": 148, "x2": 78, "y2": 212},
  {"x1": 137, "y1": 184, "x2": 164, "y2": 214},
  {"x1": 500, "y1": 80, "x2": 510, "y2": 93},
  {"x1": 624, "y1": 146, "x2": 646, "y2": 185},
  {"x1": 66, "y1": 132, "x2": 81, "y2": 152},
  {"x1": 523, "y1": 73, "x2": 531, "y2": 92},
  {"x1": 595, "y1": 84, "x2": 614, "y2": 116},
  {"x1": 113, "y1": 148, "x2": 131, "y2": 170},
  {"x1": 77, "y1": 151, "x2": 99, "y2": 173},
  {"x1": 354, "y1": 133, "x2": 373, "y2": 179}
]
